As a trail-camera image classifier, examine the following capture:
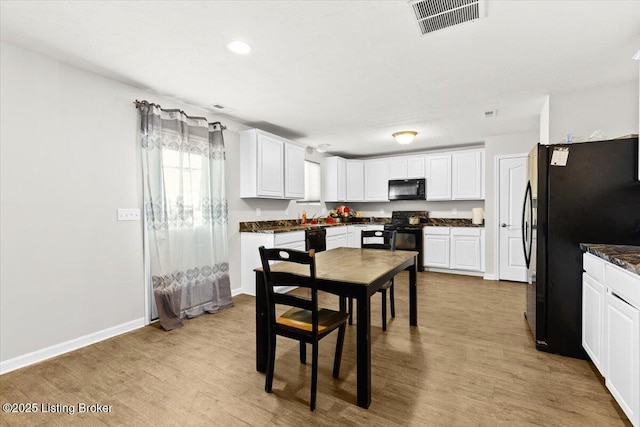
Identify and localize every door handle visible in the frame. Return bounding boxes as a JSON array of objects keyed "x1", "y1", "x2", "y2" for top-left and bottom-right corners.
[{"x1": 501, "y1": 223, "x2": 511, "y2": 228}]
